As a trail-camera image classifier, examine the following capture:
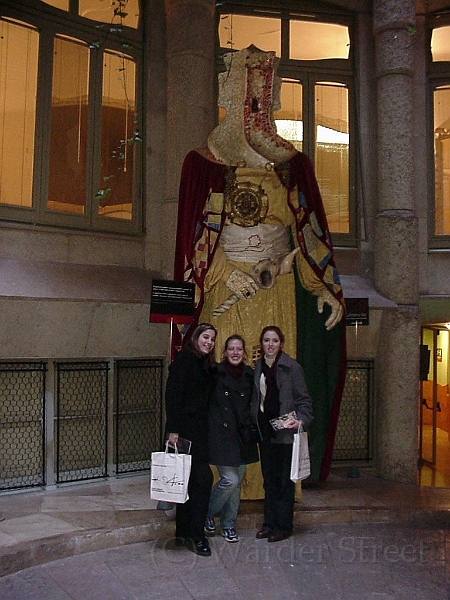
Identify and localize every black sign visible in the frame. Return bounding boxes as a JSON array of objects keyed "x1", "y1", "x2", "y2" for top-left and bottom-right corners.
[
  {"x1": 150, "y1": 280, "x2": 195, "y2": 324},
  {"x1": 345, "y1": 297, "x2": 369, "y2": 326}
]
